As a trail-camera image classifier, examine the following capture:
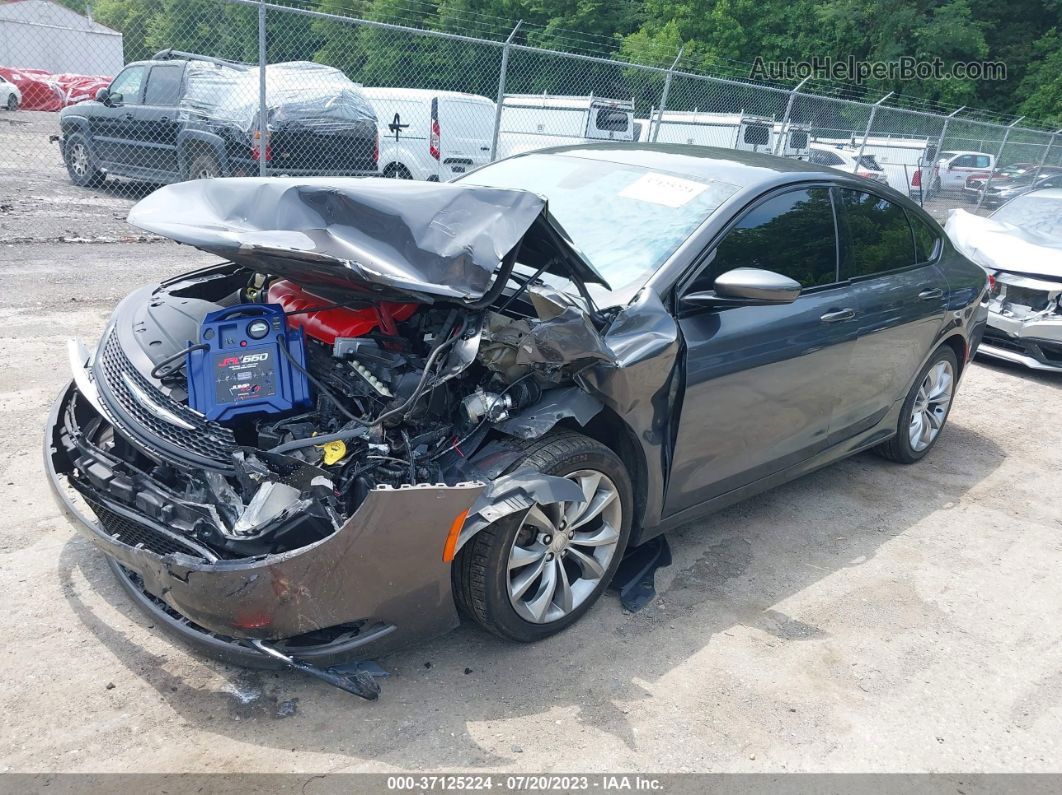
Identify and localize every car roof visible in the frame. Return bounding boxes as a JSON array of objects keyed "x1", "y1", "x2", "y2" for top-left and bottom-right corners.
[
  {"x1": 1023, "y1": 188, "x2": 1062, "y2": 199},
  {"x1": 529, "y1": 142, "x2": 832, "y2": 188}
]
